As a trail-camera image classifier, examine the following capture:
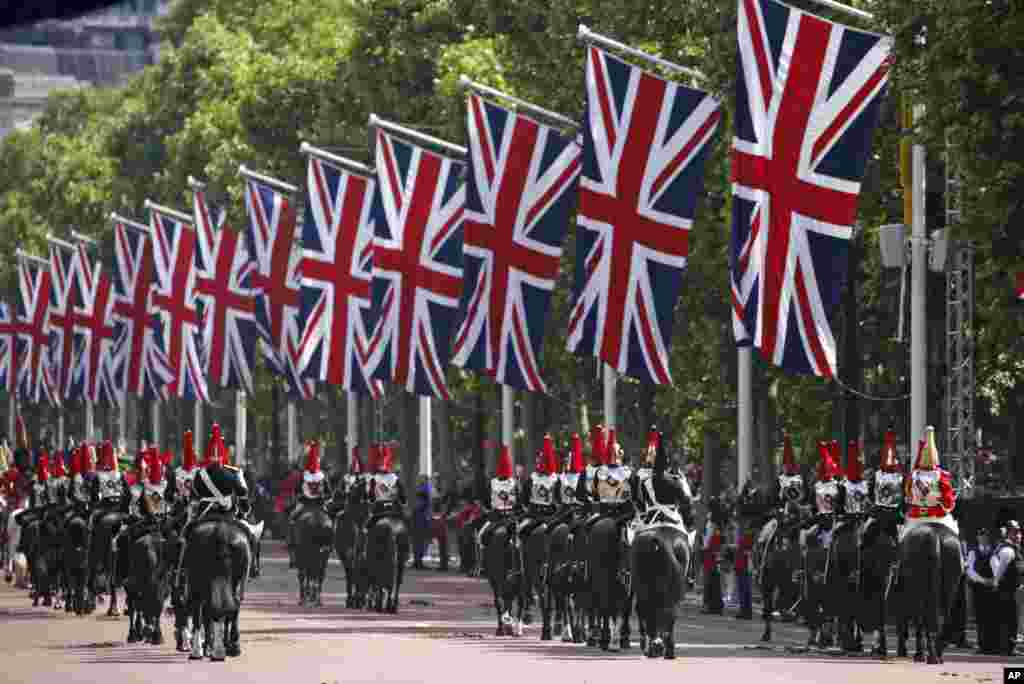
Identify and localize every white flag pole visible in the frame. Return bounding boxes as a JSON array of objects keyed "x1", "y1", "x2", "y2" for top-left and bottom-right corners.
[
  {"x1": 194, "y1": 400, "x2": 203, "y2": 454},
  {"x1": 236, "y1": 390, "x2": 247, "y2": 468},
  {"x1": 737, "y1": 346, "x2": 754, "y2": 489},
  {"x1": 287, "y1": 400, "x2": 298, "y2": 466},
  {"x1": 602, "y1": 362, "x2": 616, "y2": 433},
  {"x1": 346, "y1": 392, "x2": 358, "y2": 468},
  {"x1": 419, "y1": 396, "x2": 432, "y2": 479},
  {"x1": 151, "y1": 400, "x2": 161, "y2": 449},
  {"x1": 85, "y1": 401, "x2": 95, "y2": 444},
  {"x1": 501, "y1": 385, "x2": 514, "y2": 463}
]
